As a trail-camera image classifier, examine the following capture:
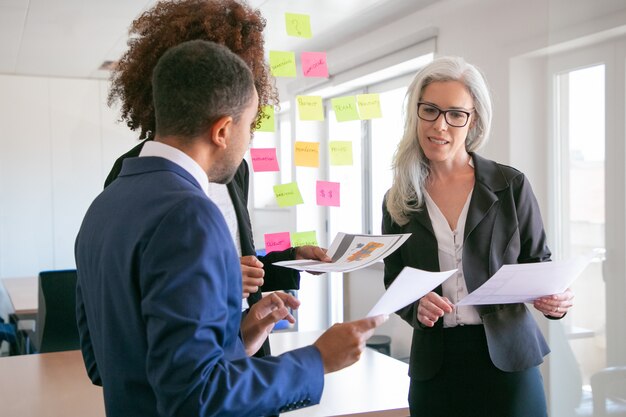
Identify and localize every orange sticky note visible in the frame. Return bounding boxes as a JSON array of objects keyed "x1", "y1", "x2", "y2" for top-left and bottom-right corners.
[{"x1": 294, "y1": 141, "x2": 320, "y2": 167}]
